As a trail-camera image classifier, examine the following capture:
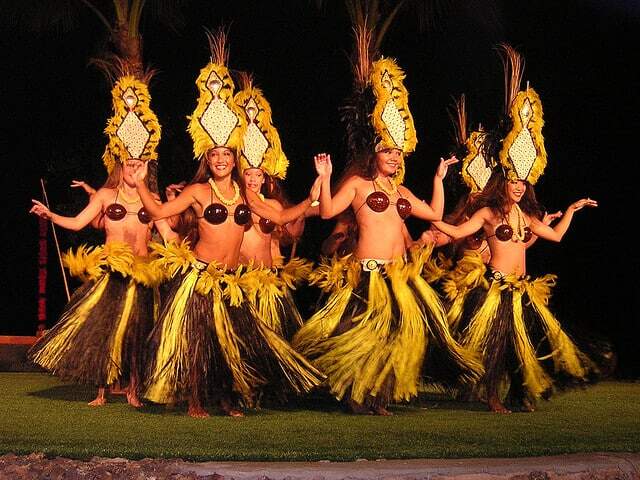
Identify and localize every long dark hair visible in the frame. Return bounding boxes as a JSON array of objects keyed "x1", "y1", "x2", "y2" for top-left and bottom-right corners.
[
  {"x1": 467, "y1": 171, "x2": 543, "y2": 220},
  {"x1": 175, "y1": 150, "x2": 248, "y2": 243}
]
